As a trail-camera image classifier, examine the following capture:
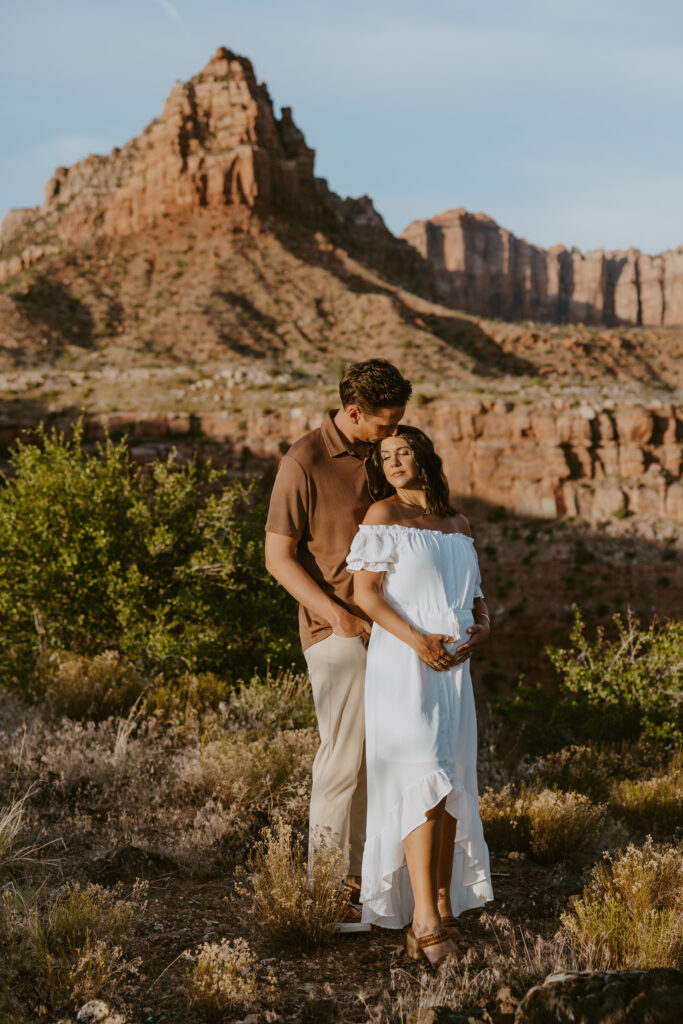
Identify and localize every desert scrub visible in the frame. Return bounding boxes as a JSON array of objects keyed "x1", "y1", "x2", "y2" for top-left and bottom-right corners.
[
  {"x1": 610, "y1": 756, "x2": 683, "y2": 835},
  {"x1": 527, "y1": 740, "x2": 669, "y2": 801},
  {"x1": 183, "y1": 937, "x2": 275, "y2": 1021},
  {"x1": 503, "y1": 607, "x2": 683, "y2": 752},
  {"x1": 227, "y1": 668, "x2": 315, "y2": 736},
  {"x1": 0, "y1": 880, "x2": 145, "y2": 1014},
  {"x1": 480, "y1": 784, "x2": 606, "y2": 863},
  {"x1": 0, "y1": 422, "x2": 300, "y2": 700},
  {"x1": 31, "y1": 649, "x2": 144, "y2": 721},
  {"x1": 237, "y1": 820, "x2": 347, "y2": 950},
  {"x1": 561, "y1": 838, "x2": 683, "y2": 969}
]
